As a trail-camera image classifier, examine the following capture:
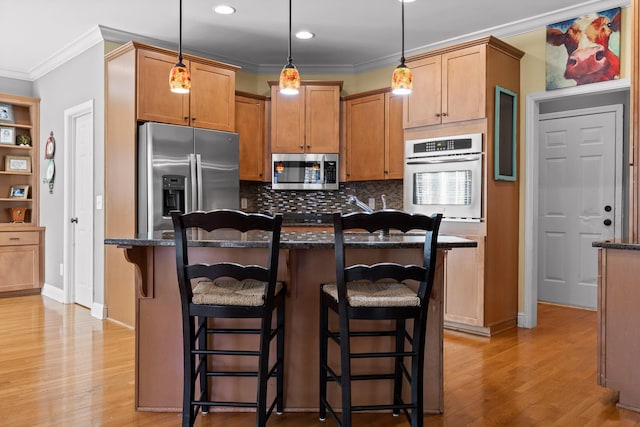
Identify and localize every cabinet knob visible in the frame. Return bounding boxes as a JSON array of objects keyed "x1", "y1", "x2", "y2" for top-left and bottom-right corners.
[
  {"x1": 384, "y1": 170, "x2": 388, "y2": 174},
  {"x1": 192, "y1": 117, "x2": 196, "y2": 121},
  {"x1": 441, "y1": 112, "x2": 448, "y2": 117},
  {"x1": 435, "y1": 113, "x2": 441, "y2": 117},
  {"x1": 183, "y1": 116, "x2": 189, "y2": 121},
  {"x1": 306, "y1": 145, "x2": 311, "y2": 149},
  {"x1": 299, "y1": 145, "x2": 304, "y2": 149}
]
